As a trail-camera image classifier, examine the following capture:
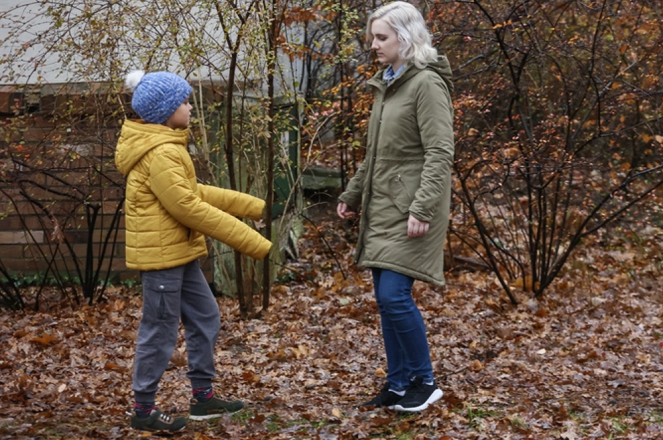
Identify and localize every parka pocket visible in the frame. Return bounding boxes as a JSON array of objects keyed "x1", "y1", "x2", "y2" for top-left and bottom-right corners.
[{"x1": 389, "y1": 174, "x2": 414, "y2": 214}]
